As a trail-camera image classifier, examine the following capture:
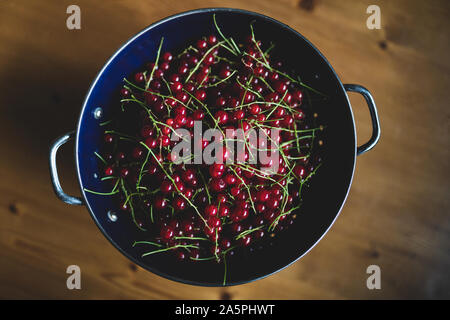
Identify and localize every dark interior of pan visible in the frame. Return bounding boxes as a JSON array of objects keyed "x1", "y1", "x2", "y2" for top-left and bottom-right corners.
[{"x1": 75, "y1": 8, "x2": 356, "y2": 286}]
